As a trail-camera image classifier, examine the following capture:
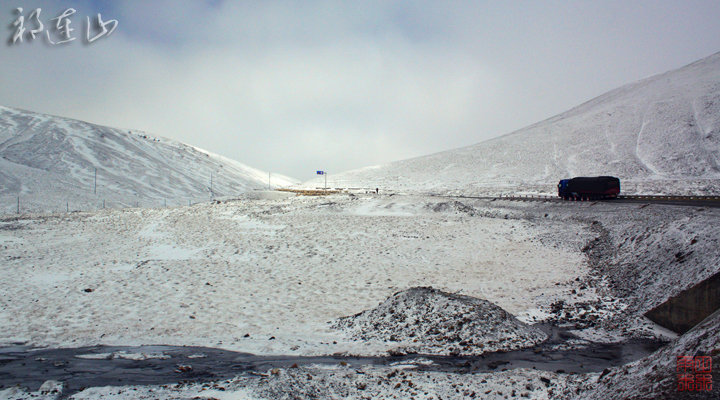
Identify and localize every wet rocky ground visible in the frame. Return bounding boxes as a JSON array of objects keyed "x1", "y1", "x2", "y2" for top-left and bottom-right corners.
[{"x1": 0, "y1": 327, "x2": 664, "y2": 399}]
